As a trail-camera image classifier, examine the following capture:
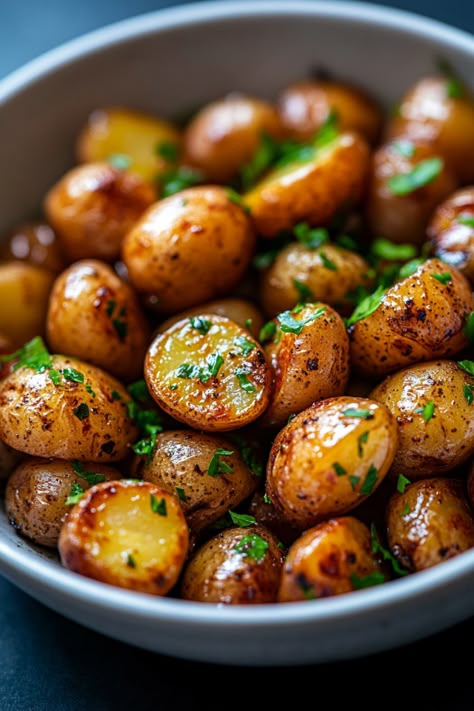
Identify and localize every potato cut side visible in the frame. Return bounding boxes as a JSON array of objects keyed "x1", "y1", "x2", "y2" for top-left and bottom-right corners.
[
  {"x1": 59, "y1": 480, "x2": 189, "y2": 594},
  {"x1": 145, "y1": 315, "x2": 271, "y2": 431},
  {"x1": 76, "y1": 107, "x2": 181, "y2": 182}
]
